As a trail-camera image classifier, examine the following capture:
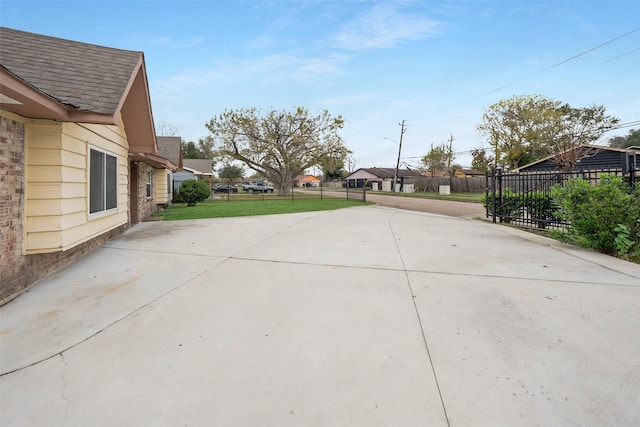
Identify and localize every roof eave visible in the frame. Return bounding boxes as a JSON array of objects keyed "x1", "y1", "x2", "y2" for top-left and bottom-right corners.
[
  {"x1": 0, "y1": 67, "x2": 114, "y2": 124},
  {"x1": 118, "y1": 56, "x2": 157, "y2": 155},
  {"x1": 129, "y1": 152, "x2": 178, "y2": 171}
]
